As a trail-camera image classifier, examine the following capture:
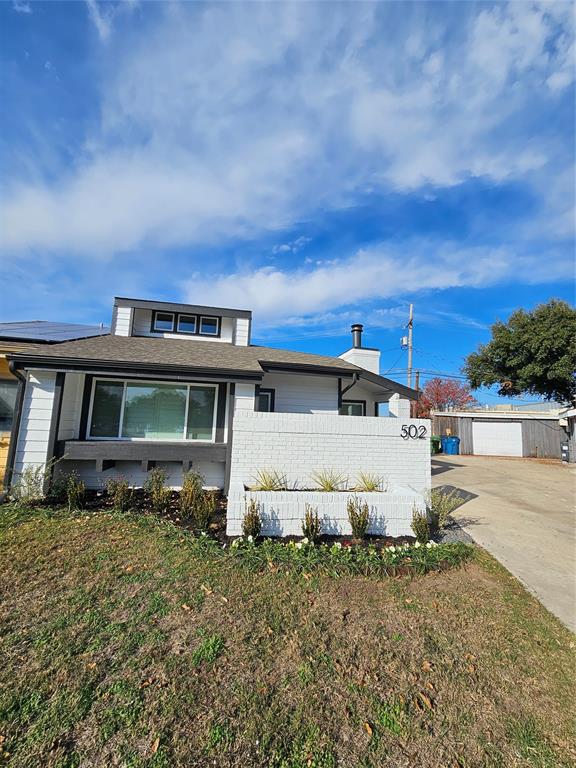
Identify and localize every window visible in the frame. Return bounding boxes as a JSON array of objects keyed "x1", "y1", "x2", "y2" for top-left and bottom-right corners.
[
  {"x1": 257, "y1": 388, "x2": 275, "y2": 412},
  {"x1": 88, "y1": 379, "x2": 218, "y2": 441},
  {"x1": 177, "y1": 314, "x2": 197, "y2": 334},
  {"x1": 90, "y1": 381, "x2": 123, "y2": 437},
  {"x1": 152, "y1": 311, "x2": 175, "y2": 333},
  {"x1": 339, "y1": 400, "x2": 365, "y2": 416},
  {"x1": 199, "y1": 316, "x2": 219, "y2": 335},
  {"x1": 0, "y1": 379, "x2": 18, "y2": 431}
]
